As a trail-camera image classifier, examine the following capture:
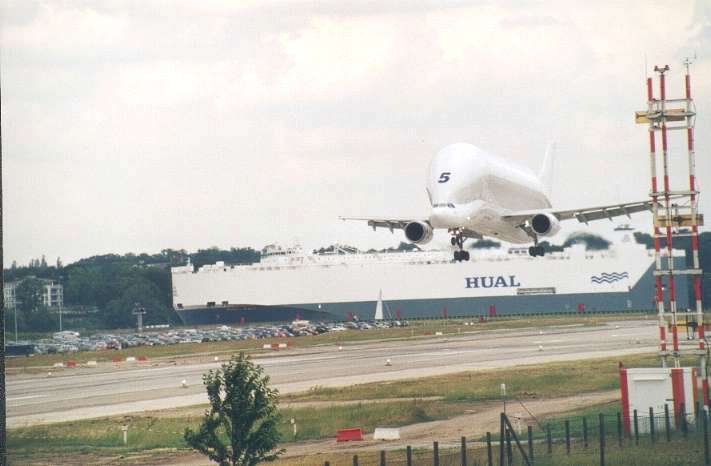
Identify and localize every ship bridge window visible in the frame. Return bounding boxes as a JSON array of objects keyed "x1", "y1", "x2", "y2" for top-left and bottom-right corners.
[{"x1": 433, "y1": 203, "x2": 455, "y2": 208}]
